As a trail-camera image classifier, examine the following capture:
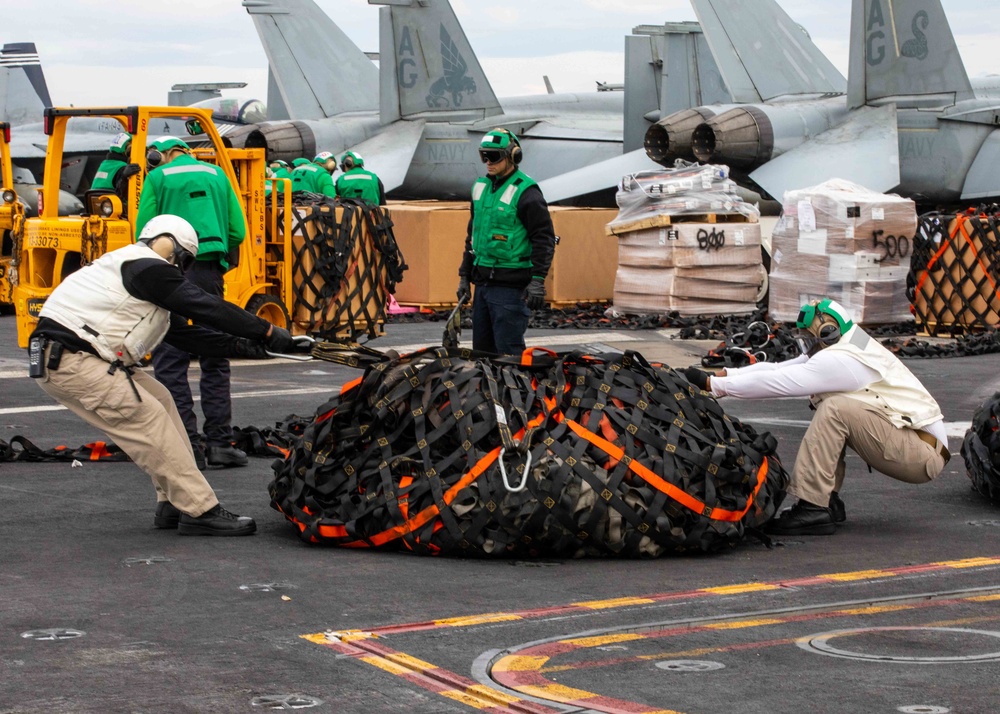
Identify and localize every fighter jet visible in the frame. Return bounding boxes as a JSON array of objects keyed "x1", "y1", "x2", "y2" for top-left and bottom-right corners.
[
  {"x1": 229, "y1": 0, "x2": 716, "y2": 200},
  {"x1": 648, "y1": 0, "x2": 1000, "y2": 205}
]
